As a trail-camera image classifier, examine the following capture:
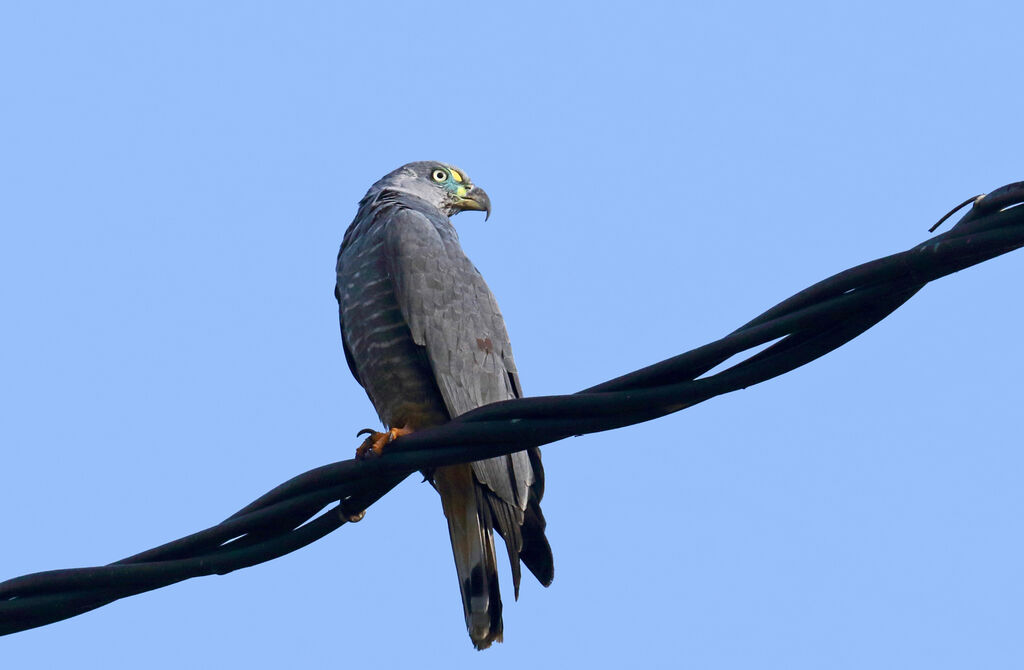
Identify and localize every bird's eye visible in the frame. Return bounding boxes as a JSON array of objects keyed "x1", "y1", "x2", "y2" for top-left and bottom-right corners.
[{"x1": 432, "y1": 169, "x2": 447, "y2": 182}]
